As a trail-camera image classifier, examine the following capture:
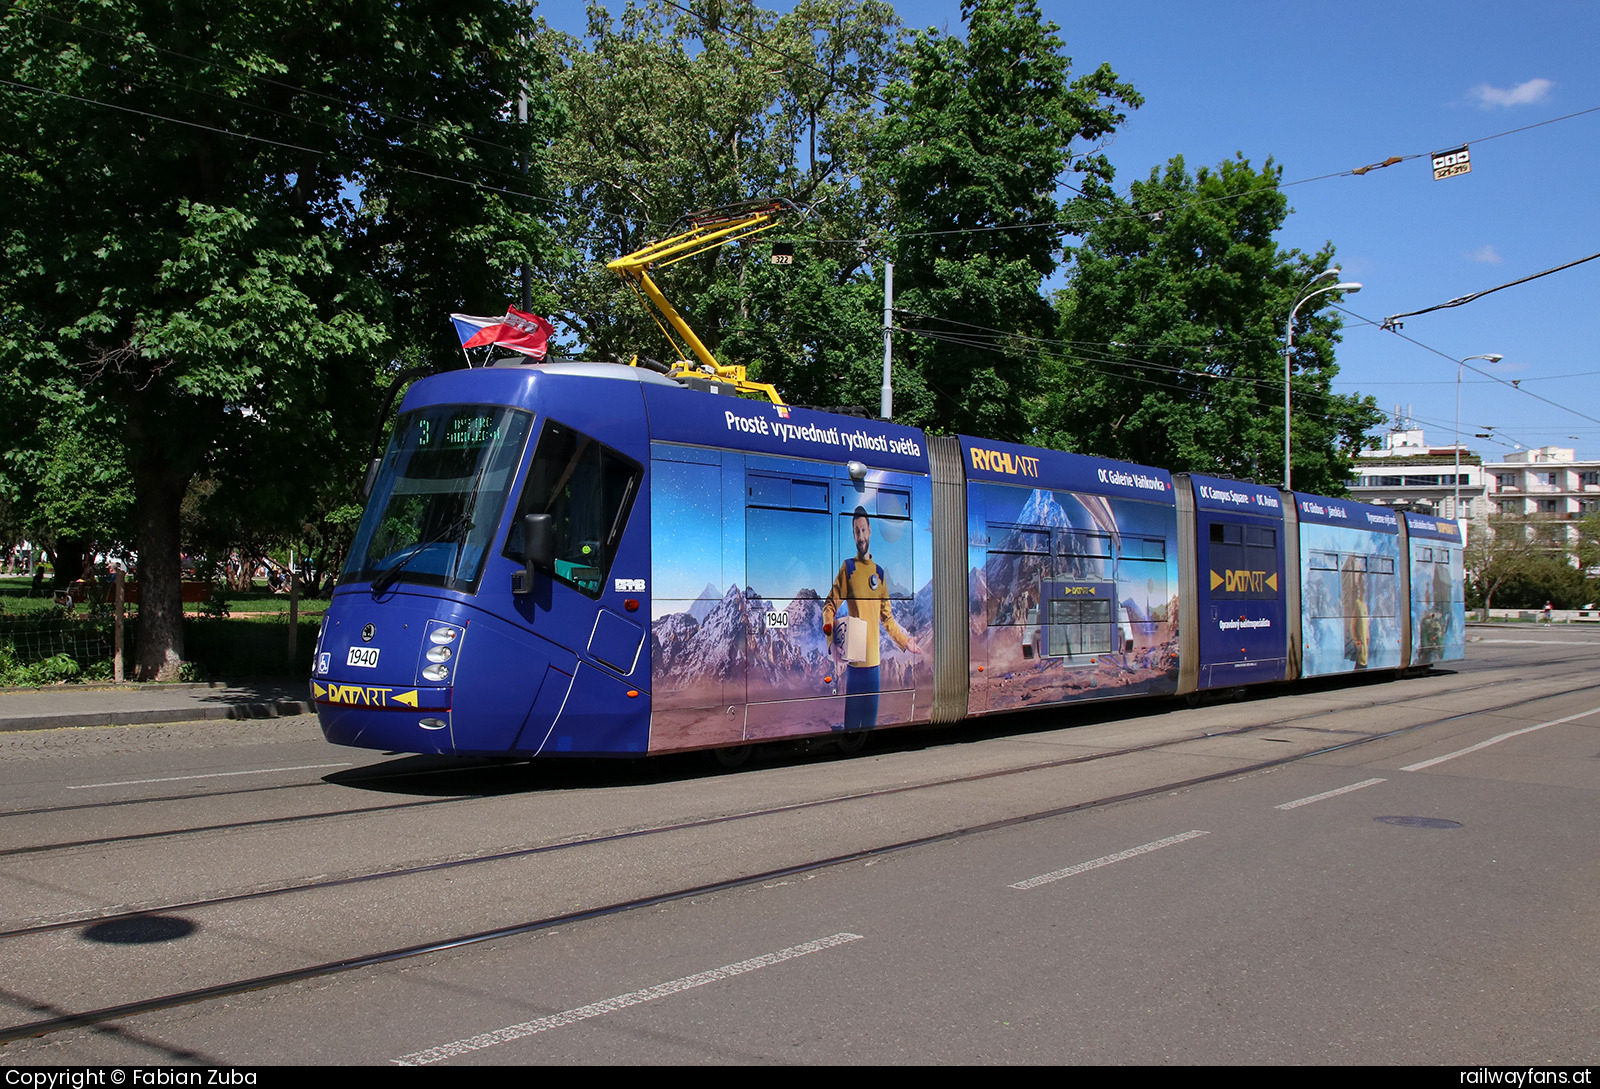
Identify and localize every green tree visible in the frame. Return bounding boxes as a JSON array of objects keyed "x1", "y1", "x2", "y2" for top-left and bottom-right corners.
[
  {"x1": 1466, "y1": 517, "x2": 1590, "y2": 614},
  {"x1": 1576, "y1": 512, "x2": 1600, "y2": 587},
  {"x1": 0, "y1": 1, "x2": 556, "y2": 677},
  {"x1": 1043, "y1": 155, "x2": 1382, "y2": 493},
  {"x1": 0, "y1": 404, "x2": 136, "y2": 586},
  {"x1": 545, "y1": 0, "x2": 902, "y2": 399},
  {"x1": 882, "y1": 0, "x2": 1139, "y2": 439}
]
